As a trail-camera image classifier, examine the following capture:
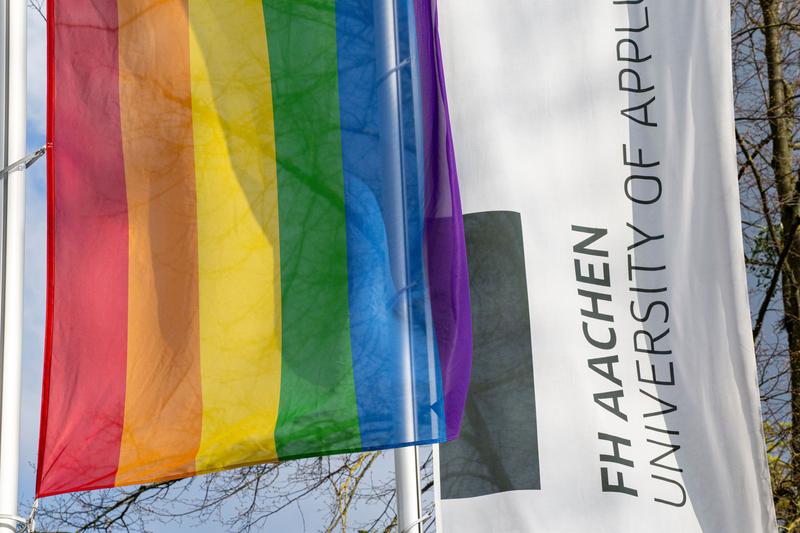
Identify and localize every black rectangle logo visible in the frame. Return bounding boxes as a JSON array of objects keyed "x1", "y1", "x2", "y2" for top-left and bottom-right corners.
[{"x1": 440, "y1": 211, "x2": 541, "y2": 499}]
